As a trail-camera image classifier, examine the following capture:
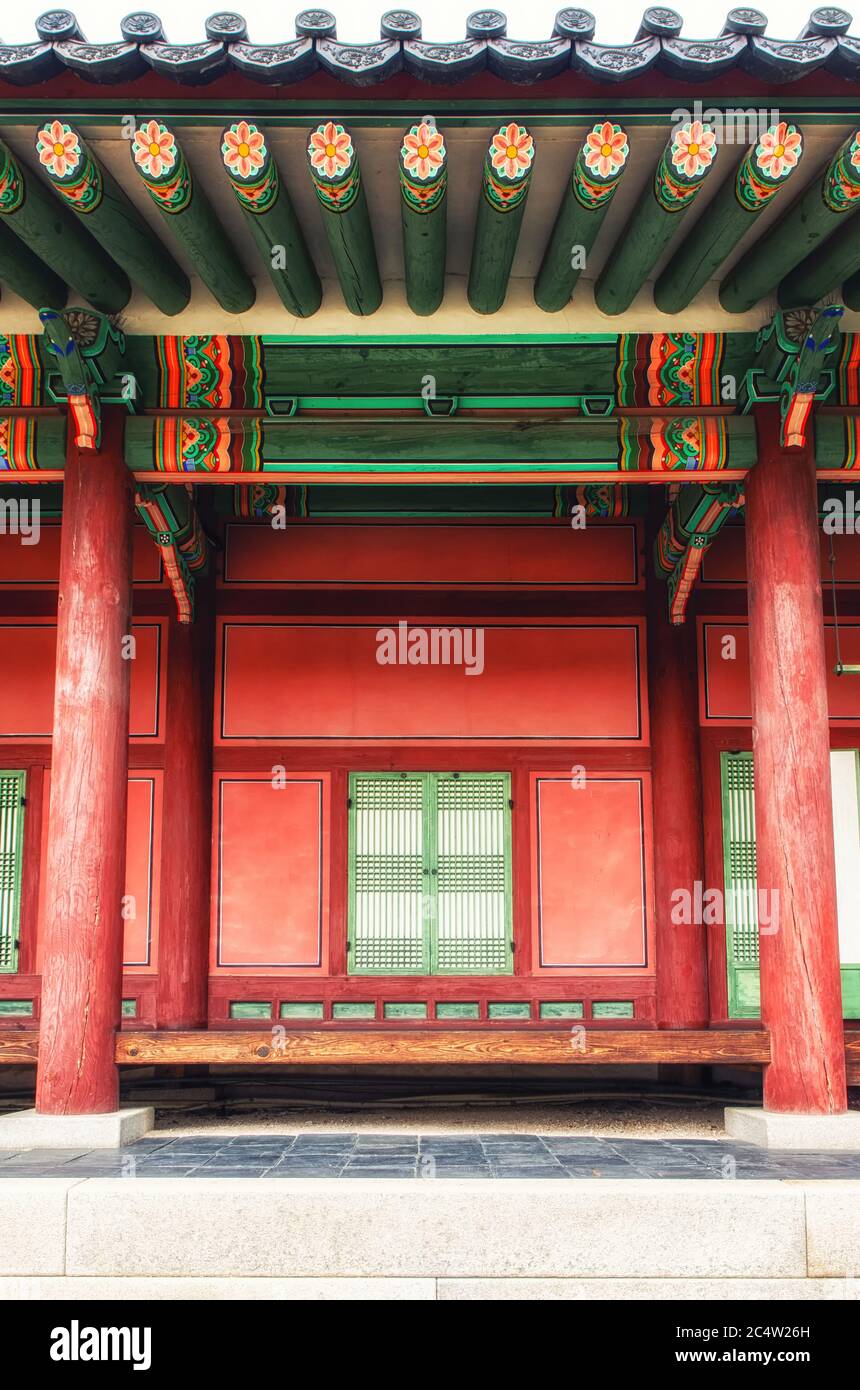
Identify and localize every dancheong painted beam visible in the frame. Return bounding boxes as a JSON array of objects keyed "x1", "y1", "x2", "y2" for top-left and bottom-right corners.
[{"x1": 306, "y1": 121, "x2": 381, "y2": 316}]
